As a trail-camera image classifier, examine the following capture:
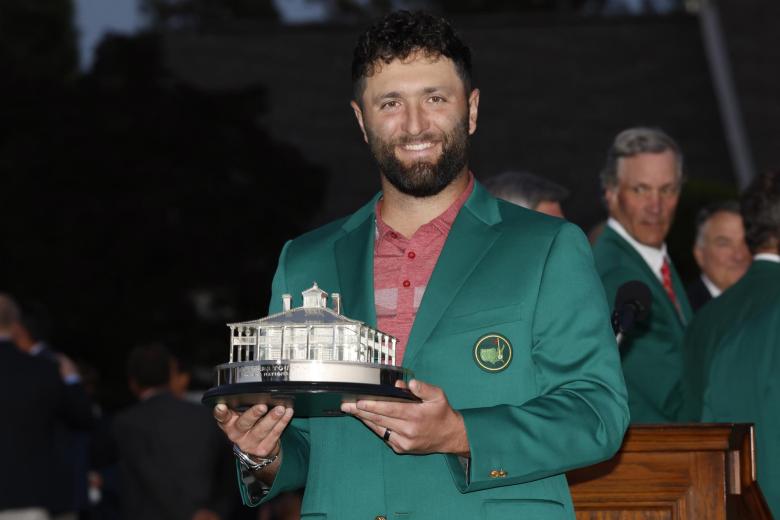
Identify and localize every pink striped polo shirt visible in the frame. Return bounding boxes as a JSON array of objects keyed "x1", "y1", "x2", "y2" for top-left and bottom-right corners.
[{"x1": 374, "y1": 174, "x2": 474, "y2": 364}]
